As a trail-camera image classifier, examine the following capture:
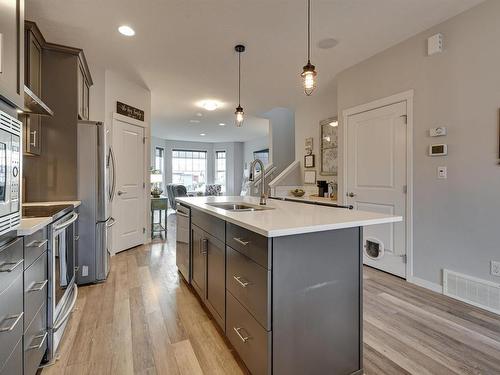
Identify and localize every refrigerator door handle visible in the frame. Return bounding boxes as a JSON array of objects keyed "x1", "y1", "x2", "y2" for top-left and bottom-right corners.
[{"x1": 109, "y1": 147, "x2": 117, "y2": 202}]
